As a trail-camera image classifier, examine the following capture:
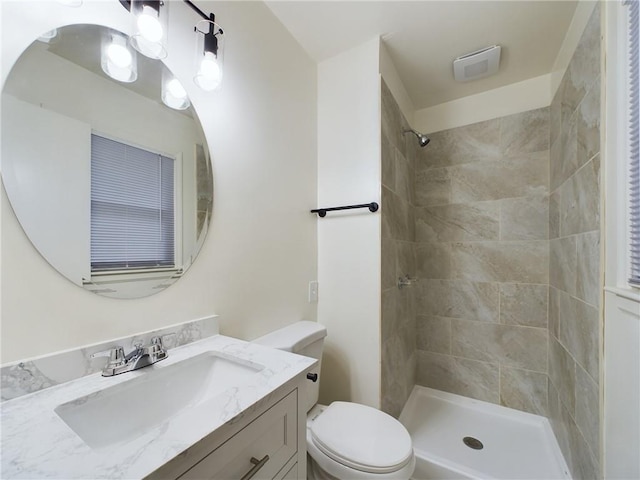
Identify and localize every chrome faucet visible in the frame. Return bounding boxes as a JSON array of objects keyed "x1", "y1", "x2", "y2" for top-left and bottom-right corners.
[{"x1": 91, "y1": 335, "x2": 173, "y2": 376}]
